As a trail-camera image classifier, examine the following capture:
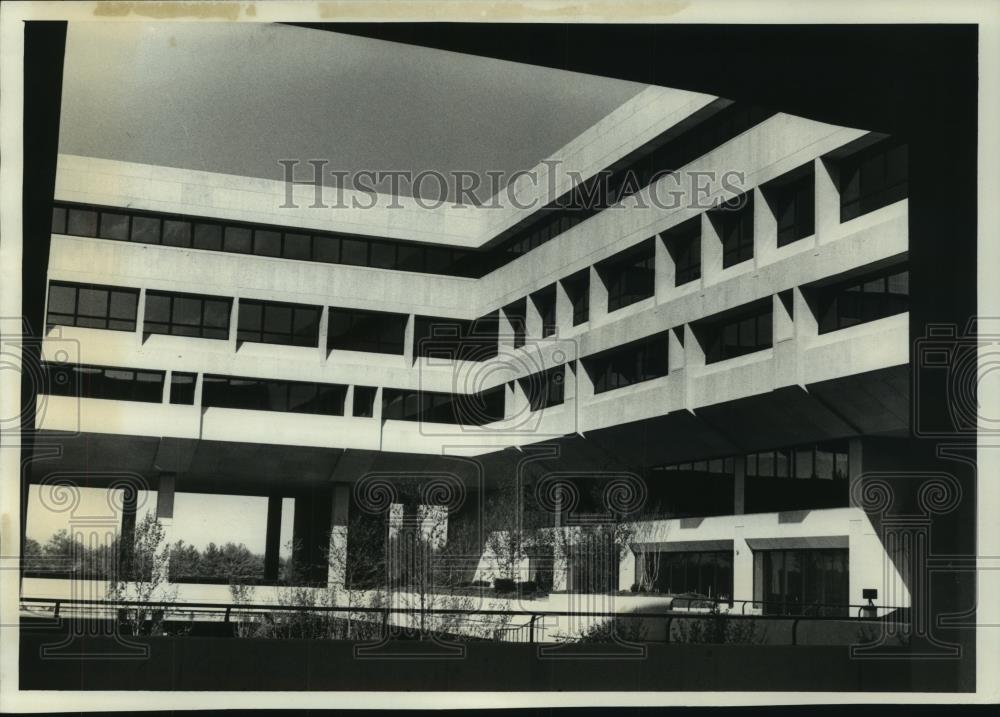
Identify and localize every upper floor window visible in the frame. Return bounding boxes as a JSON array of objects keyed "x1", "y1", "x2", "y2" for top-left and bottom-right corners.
[
  {"x1": 237, "y1": 299, "x2": 321, "y2": 348},
  {"x1": 520, "y1": 364, "x2": 566, "y2": 411},
  {"x1": 202, "y1": 375, "x2": 346, "y2": 416},
  {"x1": 144, "y1": 291, "x2": 232, "y2": 340},
  {"x1": 327, "y1": 307, "x2": 407, "y2": 355},
  {"x1": 353, "y1": 386, "x2": 378, "y2": 418},
  {"x1": 169, "y1": 372, "x2": 197, "y2": 405},
  {"x1": 42, "y1": 362, "x2": 164, "y2": 403},
  {"x1": 382, "y1": 386, "x2": 504, "y2": 425},
  {"x1": 583, "y1": 333, "x2": 669, "y2": 394},
  {"x1": 598, "y1": 238, "x2": 656, "y2": 313},
  {"x1": 764, "y1": 166, "x2": 815, "y2": 247},
  {"x1": 712, "y1": 192, "x2": 754, "y2": 268},
  {"x1": 662, "y1": 217, "x2": 701, "y2": 286},
  {"x1": 531, "y1": 285, "x2": 557, "y2": 338},
  {"x1": 561, "y1": 270, "x2": 590, "y2": 326},
  {"x1": 745, "y1": 441, "x2": 849, "y2": 480},
  {"x1": 838, "y1": 138, "x2": 908, "y2": 222},
  {"x1": 812, "y1": 264, "x2": 909, "y2": 334},
  {"x1": 46, "y1": 281, "x2": 138, "y2": 332},
  {"x1": 696, "y1": 300, "x2": 773, "y2": 364},
  {"x1": 414, "y1": 313, "x2": 498, "y2": 362}
]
